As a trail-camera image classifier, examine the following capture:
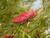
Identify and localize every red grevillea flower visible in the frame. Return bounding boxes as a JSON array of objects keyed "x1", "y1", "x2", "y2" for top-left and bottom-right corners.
[
  {"x1": 36, "y1": 32, "x2": 39, "y2": 34},
  {"x1": 27, "y1": 27, "x2": 30, "y2": 29},
  {"x1": 12, "y1": 10, "x2": 38, "y2": 23},
  {"x1": 3, "y1": 36, "x2": 17, "y2": 38}
]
